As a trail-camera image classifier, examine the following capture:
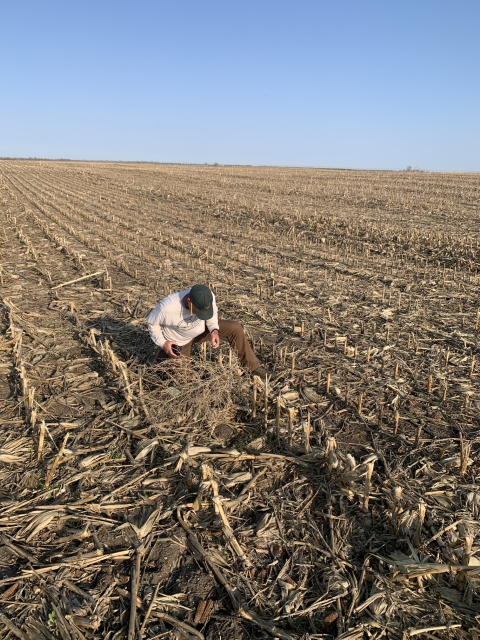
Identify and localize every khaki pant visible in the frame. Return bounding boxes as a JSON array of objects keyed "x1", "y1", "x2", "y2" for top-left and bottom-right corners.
[{"x1": 156, "y1": 319, "x2": 259, "y2": 371}]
